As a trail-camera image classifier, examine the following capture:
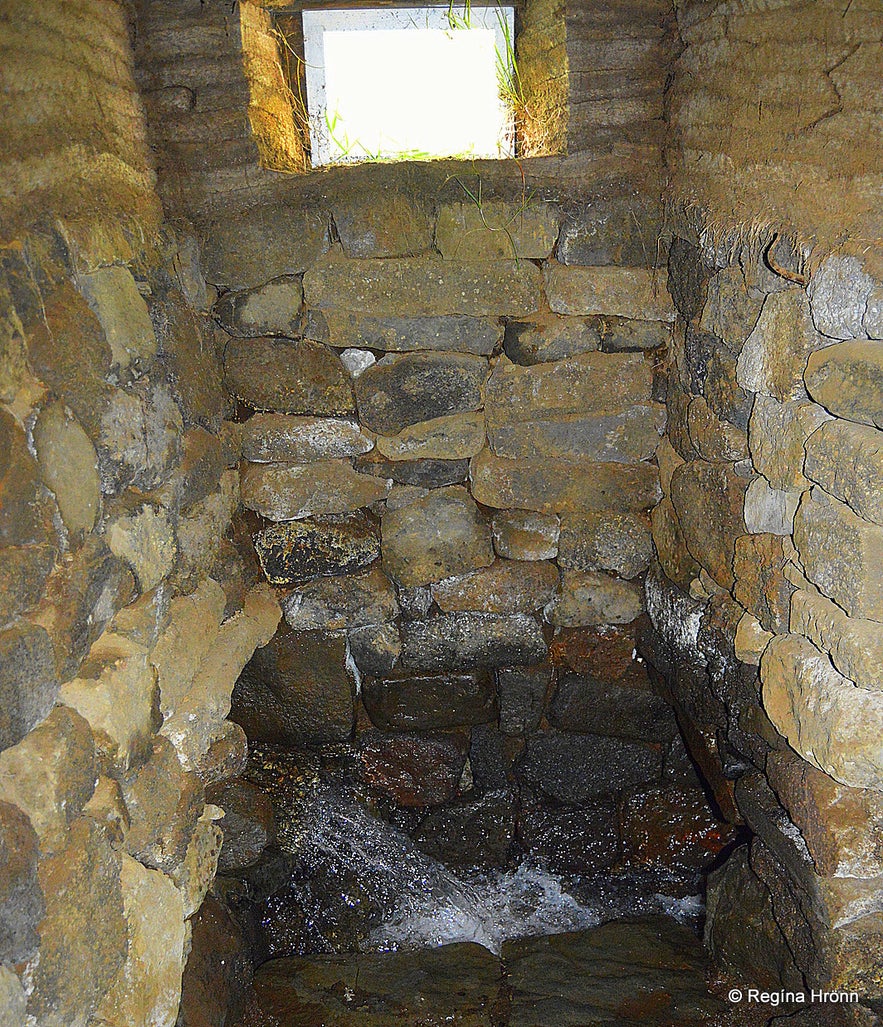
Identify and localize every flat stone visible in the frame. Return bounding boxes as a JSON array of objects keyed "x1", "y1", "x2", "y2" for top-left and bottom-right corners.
[
  {"x1": 649, "y1": 497, "x2": 701, "y2": 589},
  {"x1": 333, "y1": 190, "x2": 434, "y2": 258},
  {"x1": 518, "y1": 802, "x2": 619, "y2": 875},
  {"x1": 106, "y1": 499, "x2": 178, "y2": 592},
  {"x1": 544, "y1": 264, "x2": 675, "y2": 321},
  {"x1": 224, "y1": 337, "x2": 355, "y2": 415},
  {"x1": 200, "y1": 206, "x2": 330, "y2": 290},
  {"x1": 804, "y1": 340, "x2": 883, "y2": 428},
  {"x1": 669, "y1": 460, "x2": 748, "y2": 588},
  {"x1": 307, "y1": 311, "x2": 502, "y2": 355},
  {"x1": 790, "y1": 588, "x2": 883, "y2": 693},
  {"x1": 704, "y1": 343, "x2": 754, "y2": 429},
  {"x1": 470, "y1": 449, "x2": 661, "y2": 514},
  {"x1": 555, "y1": 194, "x2": 663, "y2": 267},
  {"x1": 687, "y1": 395, "x2": 748, "y2": 462},
  {"x1": 206, "y1": 778, "x2": 275, "y2": 873},
  {"x1": 0, "y1": 707, "x2": 95, "y2": 854},
  {"x1": 498, "y1": 664, "x2": 551, "y2": 736},
  {"x1": 698, "y1": 264, "x2": 763, "y2": 352},
  {"x1": 28, "y1": 817, "x2": 126, "y2": 1027},
  {"x1": 0, "y1": 409, "x2": 48, "y2": 548},
  {"x1": 33, "y1": 401, "x2": 100, "y2": 536},
  {"x1": 413, "y1": 791, "x2": 516, "y2": 870},
  {"x1": 231, "y1": 627, "x2": 354, "y2": 747},
  {"x1": 492, "y1": 510, "x2": 560, "y2": 560},
  {"x1": 0, "y1": 622, "x2": 58, "y2": 750},
  {"x1": 381, "y1": 486, "x2": 493, "y2": 587},
  {"x1": 304, "y1": 255, "x2": 543, "y2": 317},
  {"x1": 355, "y1": 452, "x2": 469, "y2": 489},
  {"x1": 253, "y1": 513, "x2": 380, "y2": 585},
  {"x1": 212, "y1": 276, "x2": 303, "y2": 337},
  {"x1": 548, "y1": 621, "x2": 646, "y2": 684},
  {"x1": 518, "y1": 733, "x2": 663, "y2": 803},
  {"x1": 558, "y1": 511, "x2": 653, "y2": 579},
  {"x1": 348, "y1": 622, "x2": 402, "y2": 676},
  {"x1": 436, "y1": 200, "x2": 559, "y2": 260},
  {"x1": 59, "y1": 632, "x2": 159, "y2": 774},
  {"x1": 793, "y1": 487, "x2": 883, "y2": 620},
  {"x1": 375, "y1": 411, "x2": 486, "y2": 461},
  {"x1": 544, "y1": 571, "x2": 644, "y2": 626},
  {"x1": 0, "y1": 799, "x2": 42, "y2": 963},
  {"x1": 359, "y1": 731, "x2": 469, "y2": 806},
  {"x1": 767, "y1": 749, "x2": 883, "y2": 878},
  {"x1": 761, "y1": 634, "x2": 883, "y2": 790},
  {"x1": 743, "y1": 475, "x2": 802, "y2": 535},
  {"x1": 549, "y1": 674, "x2": 677, "y2": 742},
  {"x1": 804, "y1": 419, "x2": 883, "y2": 526},
  {"x1": 241, "y1": 459, "x2": 390, "y2": 520},
  {"x1": 431, "y1": 559, "x2": 559, "y2": 614},
  {"x1": 807, "y1": 254, "x2": 881, "y2": 340},
  {"x1": 363, "y1": 670, "x2": 496, "y2": 731},
  {"x1": 283, "y1": 566, "x2": 398, "y2": 630},
  {"x1": 748, "y1": 395, "x2": 832, "y2": 490},
  {"x1": 597, "y1": 316, "x2": 671, "y2": 352},
  {"x1": 401, "y1": 613, "x2": 547, "y2": 671},
  {"x1": 241, "y1": 414, "x2": 373, "y2": 463},
  {"x1": 77, "y1": 265, "x2": 157, "y2": 371},
  {"x1": 736, "y1": 289, "x2": 827, "y2": 401},
  {"x1": 121, "y1": 735, "x2": 204, "y2": 874},
  {"x1": 503, "y1": 312, "x2": 601, "y2": 364},
  {"x1": 0, "y1": 544, "x2": 55, "y2": 628},
  {"x1": 250, "y1": 941, "x2": 501, "y2": 1025},
  {"x1": 93, "y1": 854, "x2": 186, "y2": 1027},
  {"x1": 354, "y1": 351, "x2": 487, "y2": 435}
]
